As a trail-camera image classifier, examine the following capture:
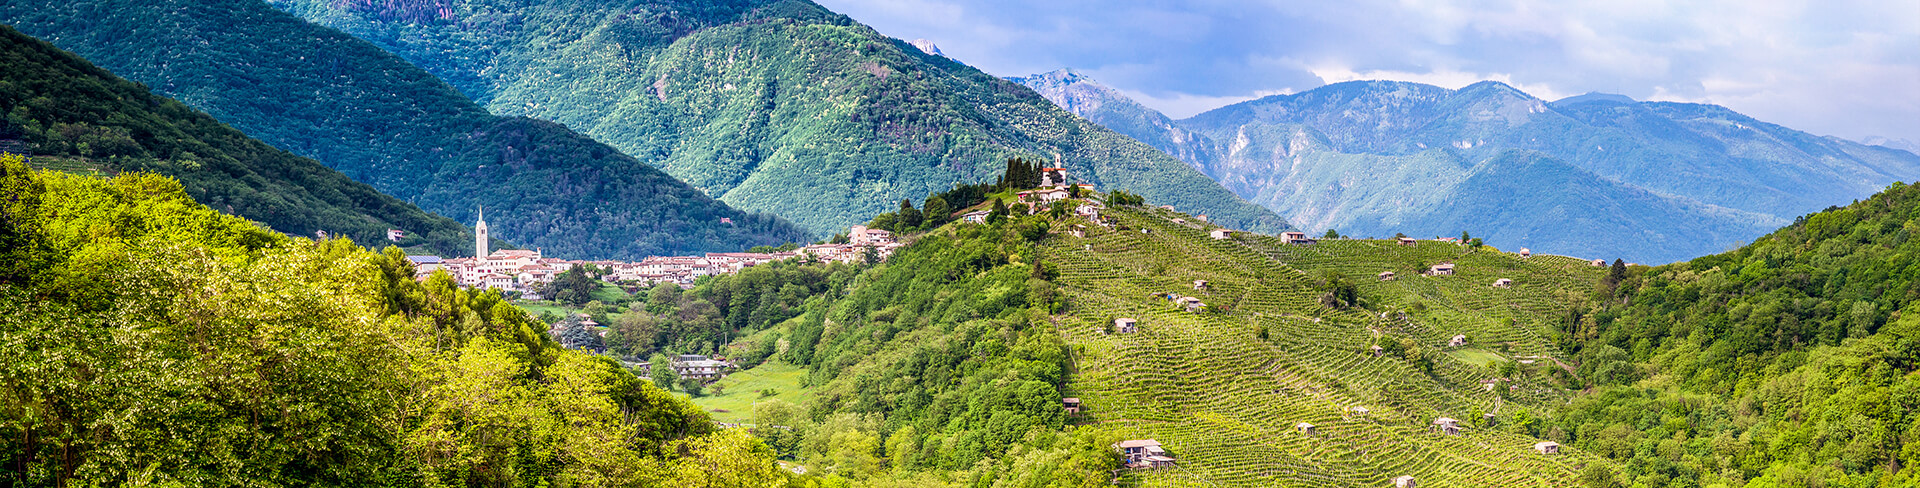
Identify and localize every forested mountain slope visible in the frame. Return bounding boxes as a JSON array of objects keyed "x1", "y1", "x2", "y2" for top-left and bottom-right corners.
[
  {"x1": 1016, "y1": 72, "x2": 1920, "y2": 264},
  {"x1": 1546, "y1": 182, "x2": 1920, "y2": 487},
  {"x1": 0, "y1": 0, "x2": 812, "y2": 260},
  {"x1": 0, "y1": 24, "x2": 473, "y2": 256},
  {"x1": 0, "y1": 155, "x2": 789, "y2": 486},
  {"x1": 262, "y1": 0, "x2": 1290, "y2": 235}
]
